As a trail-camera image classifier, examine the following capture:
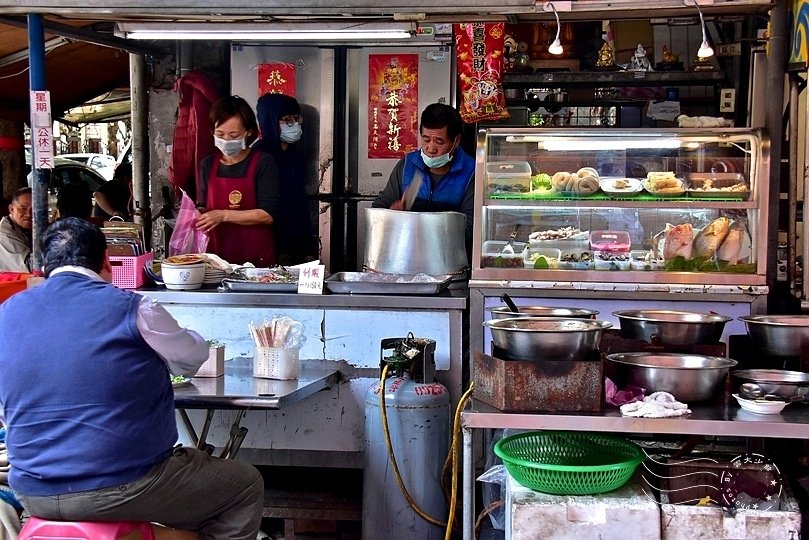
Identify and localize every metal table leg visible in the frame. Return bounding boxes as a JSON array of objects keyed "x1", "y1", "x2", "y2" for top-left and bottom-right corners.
[
  {"x1": 177, "y1": 409, "x2": 199, "y2": 447},
  {"x1": 463, "y1": 425, "x2": 473, "y2": 540}
]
